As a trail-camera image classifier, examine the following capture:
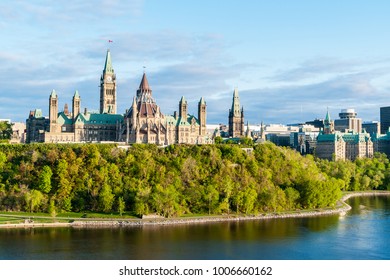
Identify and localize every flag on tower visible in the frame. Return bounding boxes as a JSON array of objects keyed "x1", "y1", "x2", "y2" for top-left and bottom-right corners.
[{"x1": 108, "y1": 40, "x2": 113, "y2": 43}]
